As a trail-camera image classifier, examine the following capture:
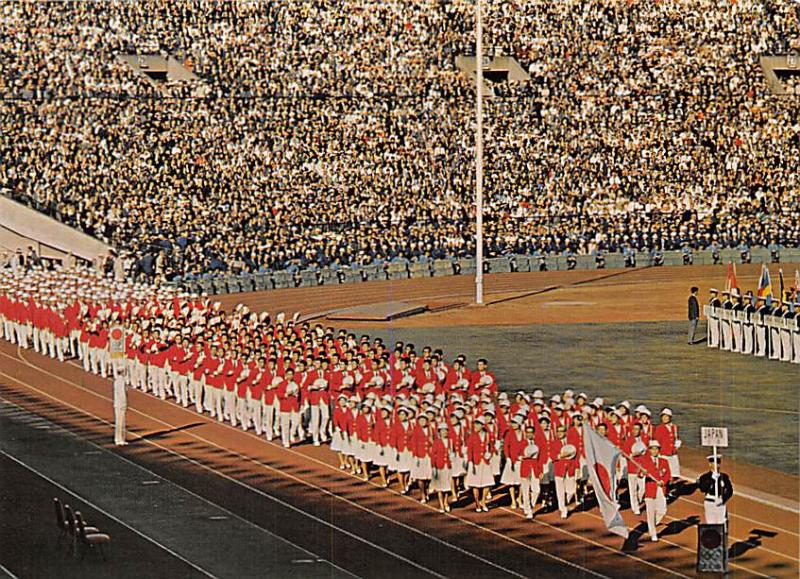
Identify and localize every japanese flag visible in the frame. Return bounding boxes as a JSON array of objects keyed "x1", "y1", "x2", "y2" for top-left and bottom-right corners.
[{"x1": 585, "y1": 426, "x2": 629, "y2": 539}]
